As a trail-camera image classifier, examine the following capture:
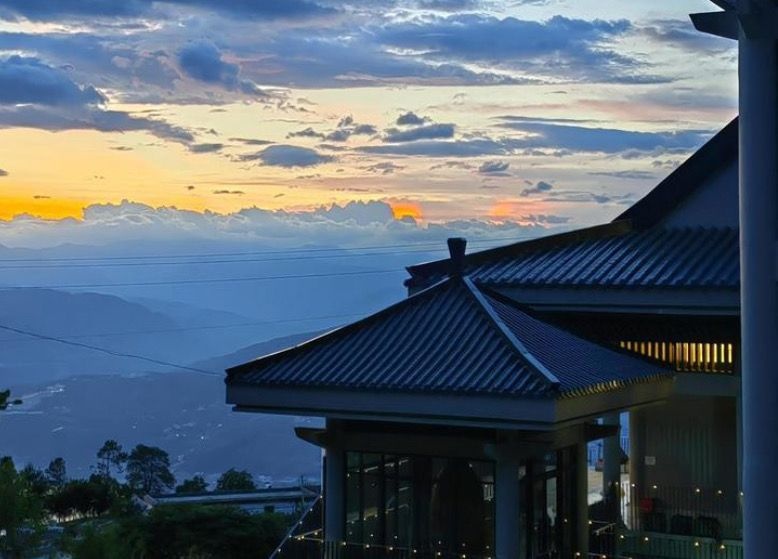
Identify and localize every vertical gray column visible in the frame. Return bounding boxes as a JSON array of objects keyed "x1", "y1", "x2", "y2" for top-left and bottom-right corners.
[
  {"x1": 602, "y1": 413, "x2": 622, "y2": 509},
  {"x1": 628, "y1": 409, "x2": 645, "y2": 530},
  {"x1": 575, "y1": 442, "x2": 589, "y2": 557},
  {"x1": 495, "y1": 457, "x2": 520, "y2": 559},
  {"x1": 324, "y1": 446, "x2": 345, "y2": 543},
  {"x1": 739, "y1": 6, "x2": 778, "y2": 556}
]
